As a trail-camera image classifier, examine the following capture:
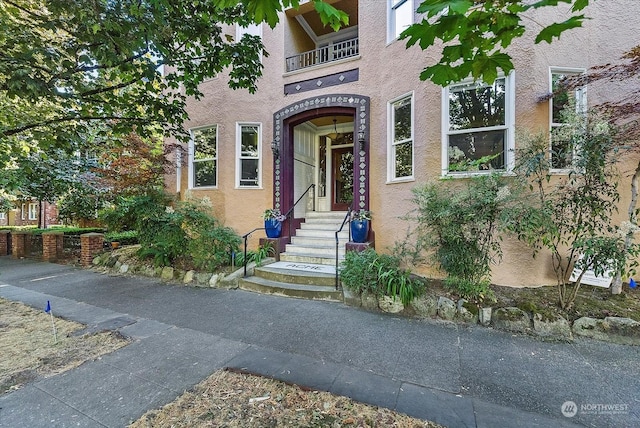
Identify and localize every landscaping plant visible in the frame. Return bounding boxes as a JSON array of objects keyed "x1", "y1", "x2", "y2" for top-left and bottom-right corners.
[
  {"x1": 339, "y1": 249, "x2": 423, "y2": 306},
  {"x1": 411, "y1": 174, "x2": 509, "y2": 300},
  {"x1": 504, "y1": 109, "x2": 640, "y2": 309}
]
